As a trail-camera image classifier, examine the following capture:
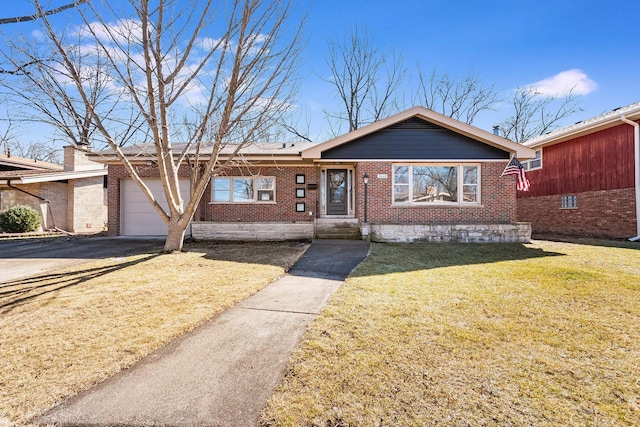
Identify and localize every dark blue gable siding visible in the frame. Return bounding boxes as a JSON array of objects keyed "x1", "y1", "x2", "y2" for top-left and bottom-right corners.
[{"x1": 322, "y1": 117, "x2": 509, "y2": 160}]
